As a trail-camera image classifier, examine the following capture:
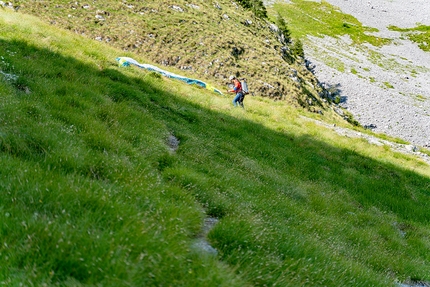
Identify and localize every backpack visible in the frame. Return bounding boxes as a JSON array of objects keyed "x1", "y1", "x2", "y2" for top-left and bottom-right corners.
[{"x1": 240, "y1": 78, "x2": 249, "y2": 95}]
